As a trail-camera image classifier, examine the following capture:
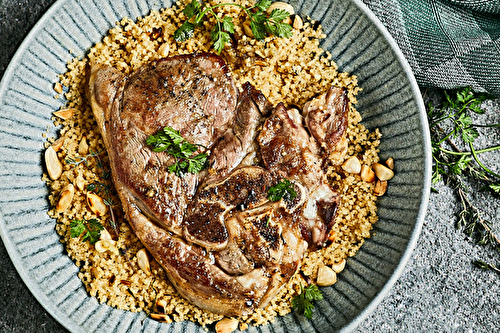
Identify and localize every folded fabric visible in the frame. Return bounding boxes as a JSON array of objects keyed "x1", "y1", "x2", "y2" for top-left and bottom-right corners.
[{"x1": 362, "y1": 0, "x2": 500, "y2": 96}]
